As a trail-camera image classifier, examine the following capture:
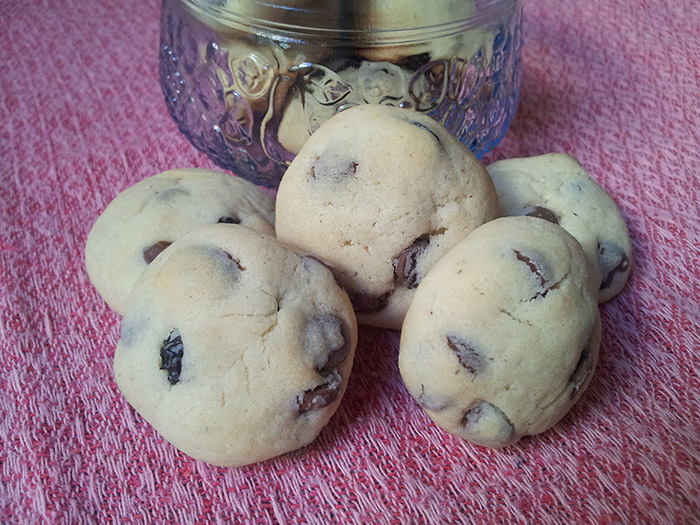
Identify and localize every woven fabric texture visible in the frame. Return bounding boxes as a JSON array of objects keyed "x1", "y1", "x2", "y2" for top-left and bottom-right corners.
[{"x1": 1, "y1": 0, "x2": 699, "y2": 523}]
